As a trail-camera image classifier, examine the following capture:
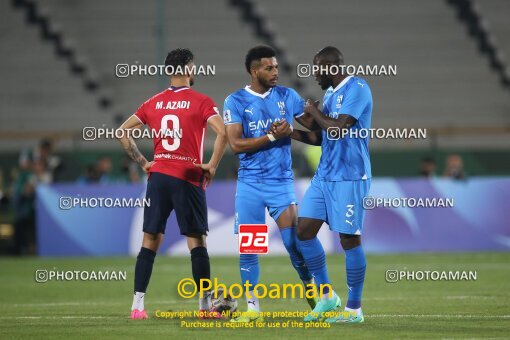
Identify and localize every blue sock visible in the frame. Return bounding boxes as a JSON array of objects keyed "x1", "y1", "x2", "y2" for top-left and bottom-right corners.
[
  {"x1": 345, "y1": 245, "x2": 366, "y2": 309},
  {"x1": 280, "y1": 227, "x2": 312, "y2": 282},
  {"x1": 297, "y1": 237, "x2": 332, "y2": 296},
  {"x1": 239, "y1": 254, "x2": 259, "y2": 289}
]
